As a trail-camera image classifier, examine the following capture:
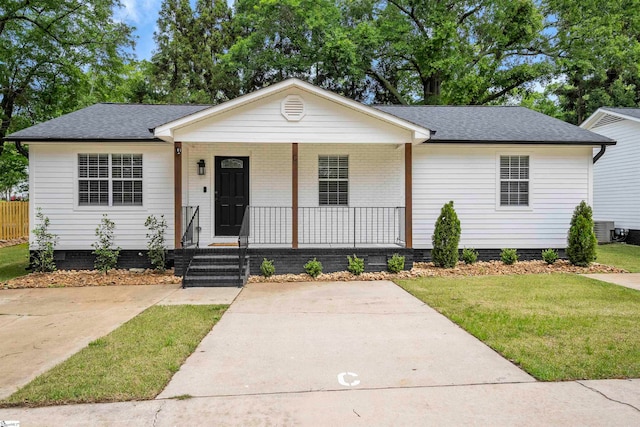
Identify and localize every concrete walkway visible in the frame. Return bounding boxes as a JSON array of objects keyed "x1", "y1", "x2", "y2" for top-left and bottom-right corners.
[
  {"x1": 1, "y1": 280, "x2": 639, "y2": 425},
  {"x1": 583, "y1": 273, "x2": 640, "y2": 291},
  {"x1": 0, "y1": 284, "x2": 240, "y2": 399}
]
